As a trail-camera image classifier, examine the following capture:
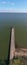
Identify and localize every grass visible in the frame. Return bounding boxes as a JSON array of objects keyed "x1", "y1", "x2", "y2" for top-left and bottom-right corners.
[
  {"x1": 10, "y1": 59, "x2": 23, "y2": 65},
  {"x1": 0, "y1": 58, "x2": 23, "y2": 65}
]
